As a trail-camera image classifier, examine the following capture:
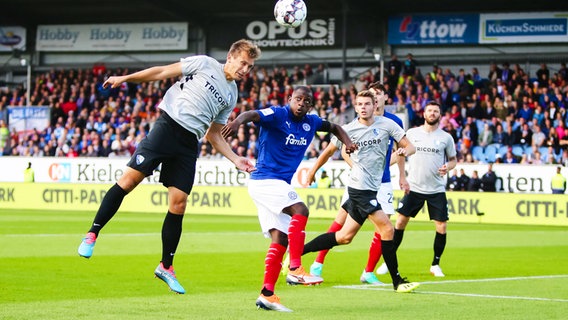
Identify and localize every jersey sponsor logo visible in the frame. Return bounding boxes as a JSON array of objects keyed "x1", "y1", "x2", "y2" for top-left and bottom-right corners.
[
  {"x1": 204, "y1": 81, "x2": 230, "y2": 107},
  {"x1": 416, "y1": 146, "x2": 441, "y2": 153},
  {"x1": 210, "y1": 74, "x2": 217, "y2": 80},
  {"x1": 356, "y1": 138, "x2": 382, "y2": 147},
  {"x1": 302, "y1": 123, "x2": 311, "y2": 131},
  {"x1": 286, "y1": 121, "x2": 291, "y2": 128},
  {"x1": 285, "y1": 134, "x2": 308, "y2": 146}
]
